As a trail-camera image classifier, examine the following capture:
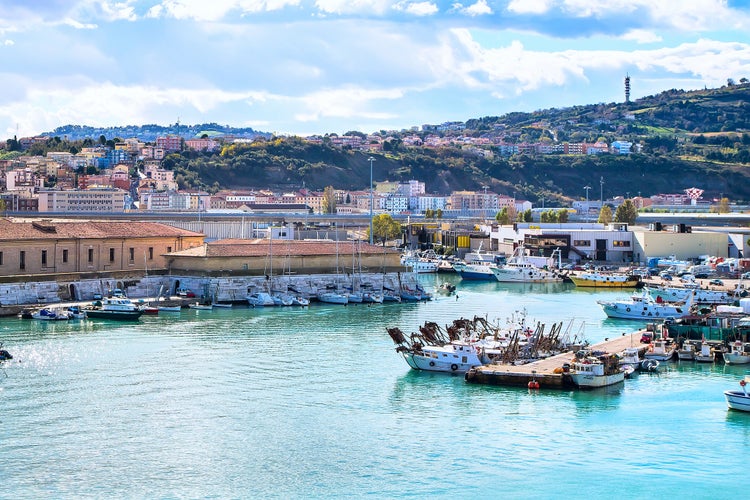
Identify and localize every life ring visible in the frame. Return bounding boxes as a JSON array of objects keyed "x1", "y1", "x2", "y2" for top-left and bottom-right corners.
[
  {"x1": 429, "y1": 361, "x2": 435, "y2": 367},
  {"x1": 626, "y1": 307, "x2": 631, "y2": 312},
  {"x1": 451, "y1": 364, "x2": 459, "y2": 371}
]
